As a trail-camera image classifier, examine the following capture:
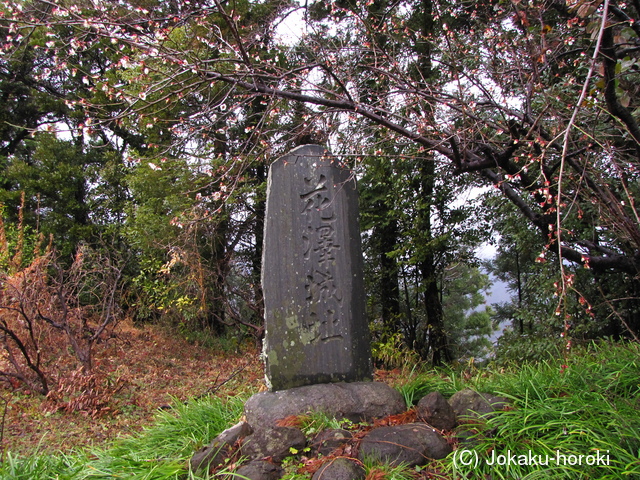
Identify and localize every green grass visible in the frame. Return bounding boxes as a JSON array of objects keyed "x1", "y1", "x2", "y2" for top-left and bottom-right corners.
[
  {"x1": 434, "y1": 340, "x2": 640, "y2": 479},
  {"x1": 0, "y1": 395, "x2": 246, "y2": 480},
  {"x1": 395, "y1": 364, "x2": 462, "y2": 407},
  {"x1": 361, "y1": 456, "x2": 418, "y2": 479},
  {"x1": 296, "y1": 410, "x2": 358, "y2": 437},
  {"x1": 0, "y1": 451, "x2": 84, "y2": 480}
]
